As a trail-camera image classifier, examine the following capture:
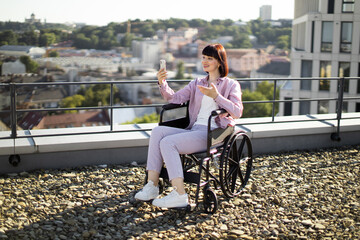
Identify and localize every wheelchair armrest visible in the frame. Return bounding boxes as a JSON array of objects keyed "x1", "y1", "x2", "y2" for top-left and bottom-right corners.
[
  {"x1": 162, "y1": 103, "x2": 186, "y2": 110},
  {"x1": 211, "y1": 109, "x2": 227, "y2": 116}
]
